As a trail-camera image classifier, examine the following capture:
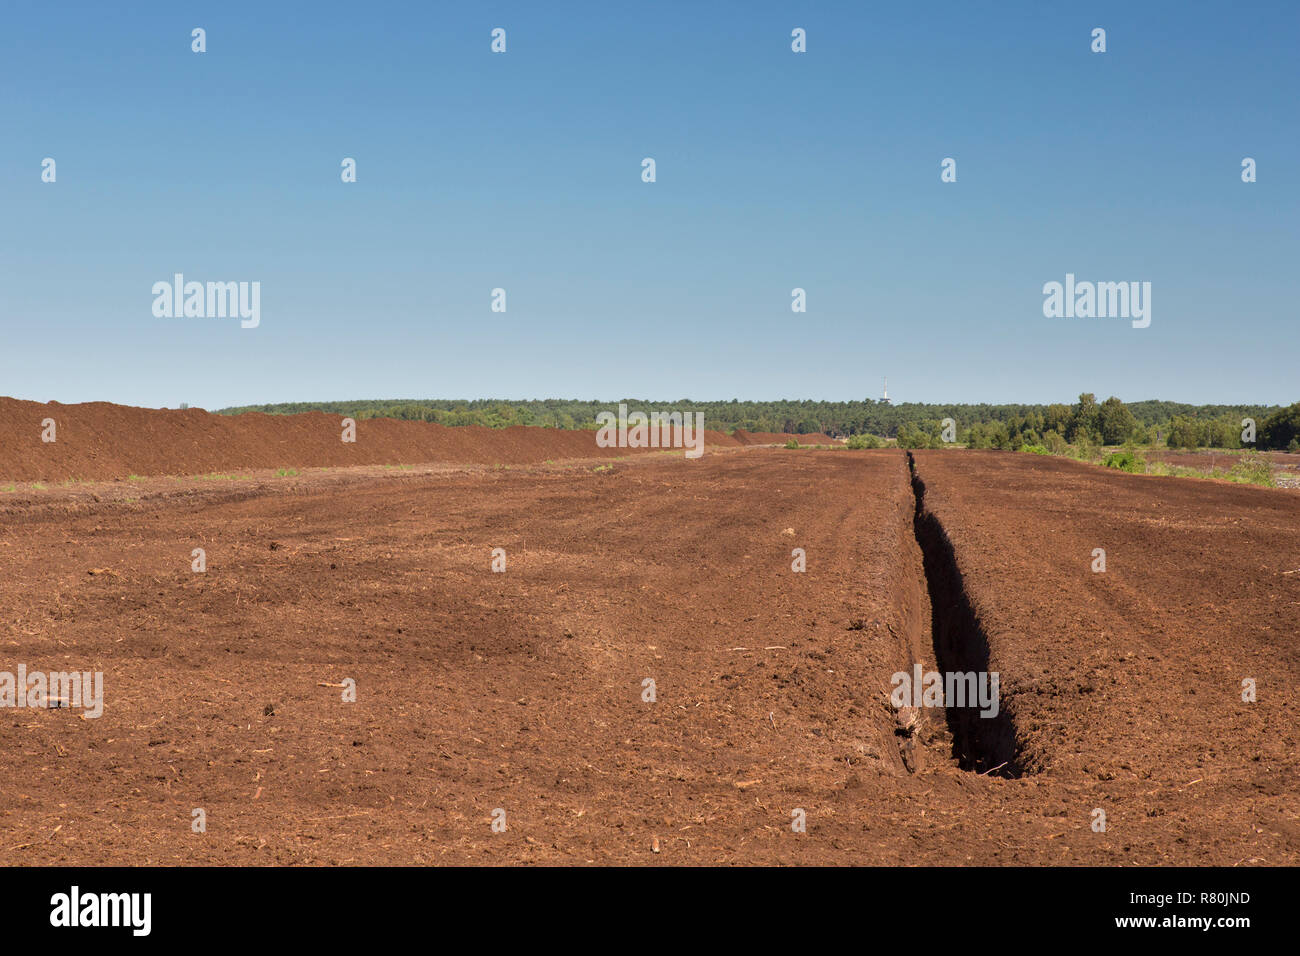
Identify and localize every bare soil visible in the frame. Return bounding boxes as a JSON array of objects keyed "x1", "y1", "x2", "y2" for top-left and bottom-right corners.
[{"x1": 2, "y1": 440, "x2": 1296, "y2": 864}]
